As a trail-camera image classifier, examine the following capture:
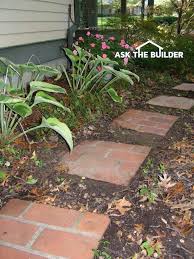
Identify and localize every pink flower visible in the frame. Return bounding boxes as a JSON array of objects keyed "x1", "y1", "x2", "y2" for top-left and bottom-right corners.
[
  {"x1": 123, "y1": 57, "x2": 129, "y2": 66},
  {"x1": 102, "y1": 53, "x2": 107, "y2": 59},
  {"x1": 120, "y1": 39, "x2": 126, "y2": 47},
  {"x1": 90, "y1": 43, "x2": 96, "y2": 48},
  {"x1": 86, "y1": 31, "x2": 91, "y2": 36},
  {"x1": 95, "y1": 34, "x2": 104, "y2": 40},
  {"x1": 124, "y1": 44, "x2": 130, "y2": 49},
  {"x1": 73, "y1": 50, "x2": 78, "y2": 55},
  {"x1": 78, "y1": 36, "x2": 84, "y2": 42},
  {"x1": 101, "y1": 42, "x2": 110, "y2": 50},
  {"x1": 109, "y1": 36, "x2": 115, "y2": 41},
  {"x1": 97, "y1": 66, "x2": 102, "y2": 72}
]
